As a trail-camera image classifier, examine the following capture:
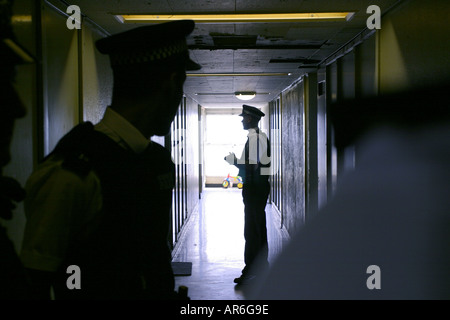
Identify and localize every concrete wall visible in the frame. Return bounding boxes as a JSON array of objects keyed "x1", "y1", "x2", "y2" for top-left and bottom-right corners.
[
  {"x1": 268, "y1": 99, "x2": 282, "y2": 217},
  {"x1": 182, "y1": 96, "x2": 200, "y2": 242},
  {"x1": 304, "y1": 72, "x2": 319, "y2": 219},
  {"x1": 170, "y1": 96, "x2": 201, "y2": 247},
  {"x1": 269, "y1": 0, "x2": 450, "y2": 236},
  {"x1": 316, "y1": 67, "x2": 327, "y2": 211},
  {"x1": 280, "y1": 80, "x2": 306, "y2": 234},
  {"x1": 40, "y1": 2, "x2": 79, "y2": 156},
  {"x1": 2, "y1": 0, "x2": 114, "y2": 252},
  {"x1": 81, "y1": 25, "x2": 112, "y2": 124},
  {"x1": 379, "y1": 0, "x2": 450, "y2": 93},
  {"x1": 2, "y1": 0, "x2": 37, "y2": 252},
  {"x1": 41, "y1": 2, "x2": 113, "y2": 156},
  {"x1": 3, "y1": 0, "x2": 199, "y2": 254}
]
